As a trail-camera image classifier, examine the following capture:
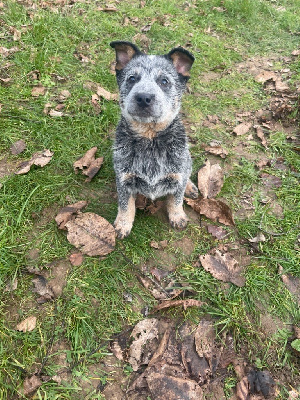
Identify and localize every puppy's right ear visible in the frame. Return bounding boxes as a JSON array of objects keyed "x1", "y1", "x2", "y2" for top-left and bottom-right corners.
[{"x1": 110, "y1": 41, "x2": 141, "y2": 70}]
